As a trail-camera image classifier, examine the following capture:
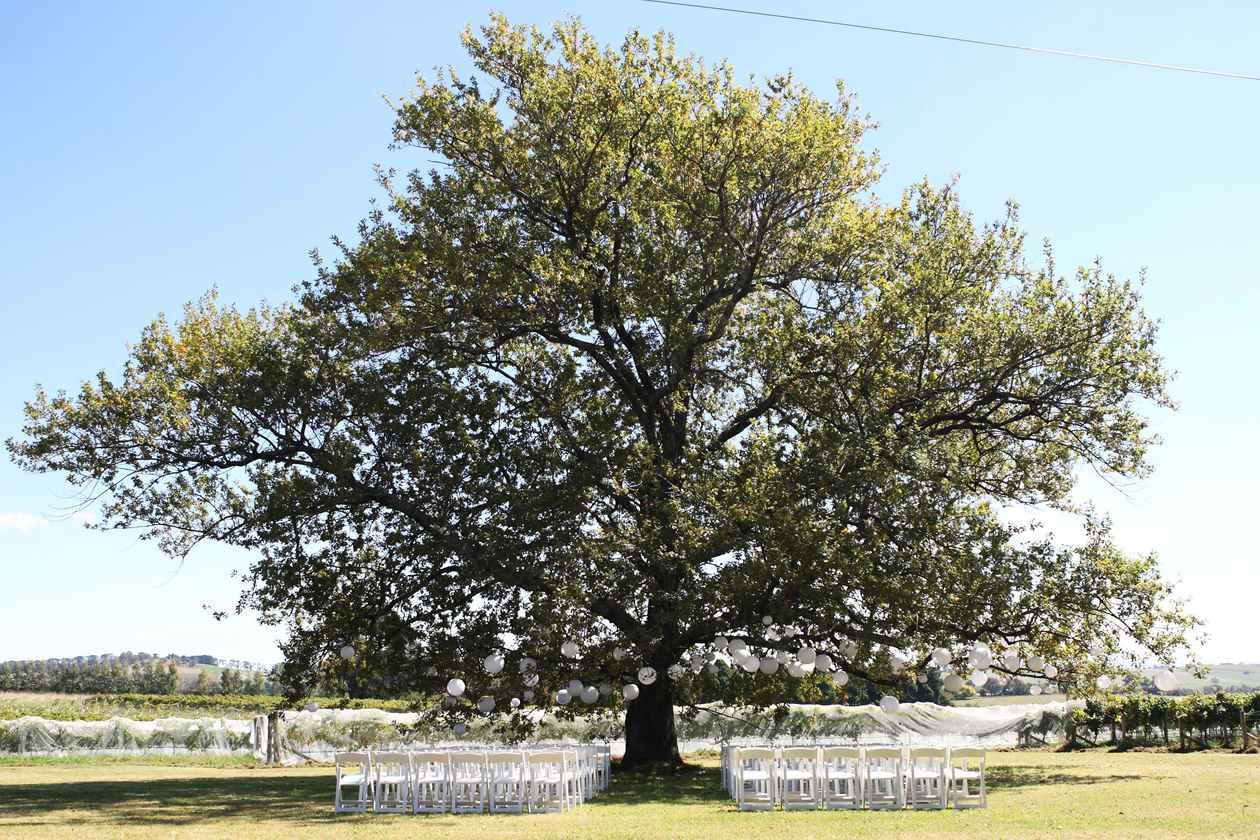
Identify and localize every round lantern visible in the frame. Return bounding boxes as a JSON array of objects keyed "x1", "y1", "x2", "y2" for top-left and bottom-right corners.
[
  {"x1": 728, "y1": 638, "x2": 748, "y2": 653},
  {"x1": 815, "y1": 653, "x2": 834, "y2": 672},
  {"x1": 668, "y1": 664, "x2": 685, "y2": 680},
  {"x1": 556, "y1": 689, "x2": 572, "y2": 705},
  {"x1": 740, "y1": 656, "x2": 759, "y2": 673},
  {"x1": 1043, "y1": 663, "x2": 1059, "y2": 680},
  {"x1": 452, "y1": 723, "x2": 466, "y2": 735},
  {"x1": 446, "y1": 678, "x2": 466, "y2": 698},
  {"x1": 581, "y1": 685, "x2": 598, "y2": 704},
  {"x1": 943, "y1": 673, "x2": 964, "y2": 692},
  {"x1": 567, "y1": 679, "x2": 584, "y2": 695},
  {"x1": 834, "y1": 669, "x2": 850, "y2": 687},
  {"x1": 774, "y1": 649, "x2": 789, "y2": 664},
  {"x1": 477, "y1": 695, "x2": 495, "y2": 714},
  {"x1": 796, "y1": 646, "x2": 816, "y2": 665},
  {"x1": 931, "y1": 647, "x2": 952, "y2": 667},
  {"x1": 1001, "y1": 652, "x2": 1021, "y2": 671},
  {"x1": 339, "y1": 644, "x2": 355, "y2": 660},
  {"x1": 786, "y1": 662, "x2": 804, "y2": 678},
  {"x1": 968, "y1": 647, "x2": 992, "y2": 671},
  {"x1": 1029, "y1": 685, "x2": 1042, "y2": 696},
  {"x1": 561, "y1": 640, "x2": 580, "y2": 659},
  {"x1": 638, "y1": 666, "x2": 657, "y2": 685},
  {"x1": 519, "y1": 657, "x2": 537, "y2": 674},
  {"x1": 612, "y1": 646, "x2": 627, "y2": 661},
  {"x1": 304, "y1": 702, "x2": 319, "y2": 713},
  {"x1": 1154, "y1": 670, "x2": 1177, "y2": 692},
  {"x1": 713, "y1": 636, "x2": 729, "y2": 650},
  {"x1": 762, "y1": 615, "x2": 774, "y2": 626},
  {"x1": 759, "y1": 658, "x2": 779, "y2": 675},
  {"x1": 510, "y1": 697, "x2": 521, "y2": 709},
  {"x1": 879, "y1": 695, "x2": 901, "y2": 715},
  {"x1": 623, "y1": 684, "x2": 640, "y2": 701},
  {"x1": 598, "y1": 682, "x2": 612, "y2": 697},
  {"x1": 1095, "y1": 674, "x2": 1112, "y2": 691},
  {"x1": 523, "y1": 689, "x2": 535, "y2": 701},
  {"x1": 1026, "y1": 654, "x2": 1045, "y2": 671},
  {"x1": 484, "y1": 654, "x2": 505, "y2": 675},
  {"x1": 970, "y1": 671, "x2": 990, "y2": 688},
  {"x1": 523, "y1": 673, "x2": 539, "y2": 687}
]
